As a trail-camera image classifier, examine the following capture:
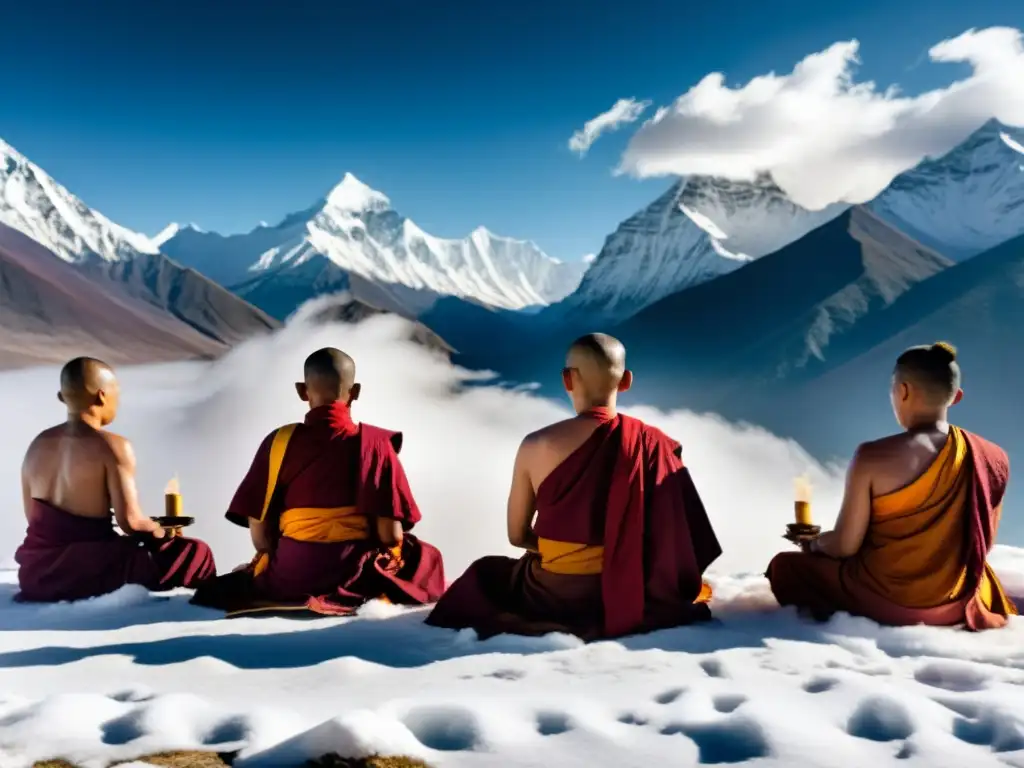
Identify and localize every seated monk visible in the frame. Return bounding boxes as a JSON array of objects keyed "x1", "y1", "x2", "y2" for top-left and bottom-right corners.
[
  {"x1": 191, "y1": 347, "x2": 445, "y2": 616},
  {"x1": 426, "y1": 333, "x2": 722, "y2": 640},
  {"x1": 15, "y1": 357, "x2": 216, "y2": 603},
  {"x1": 767, "y1": 342, "x2": 1017, "y2": 630}
]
